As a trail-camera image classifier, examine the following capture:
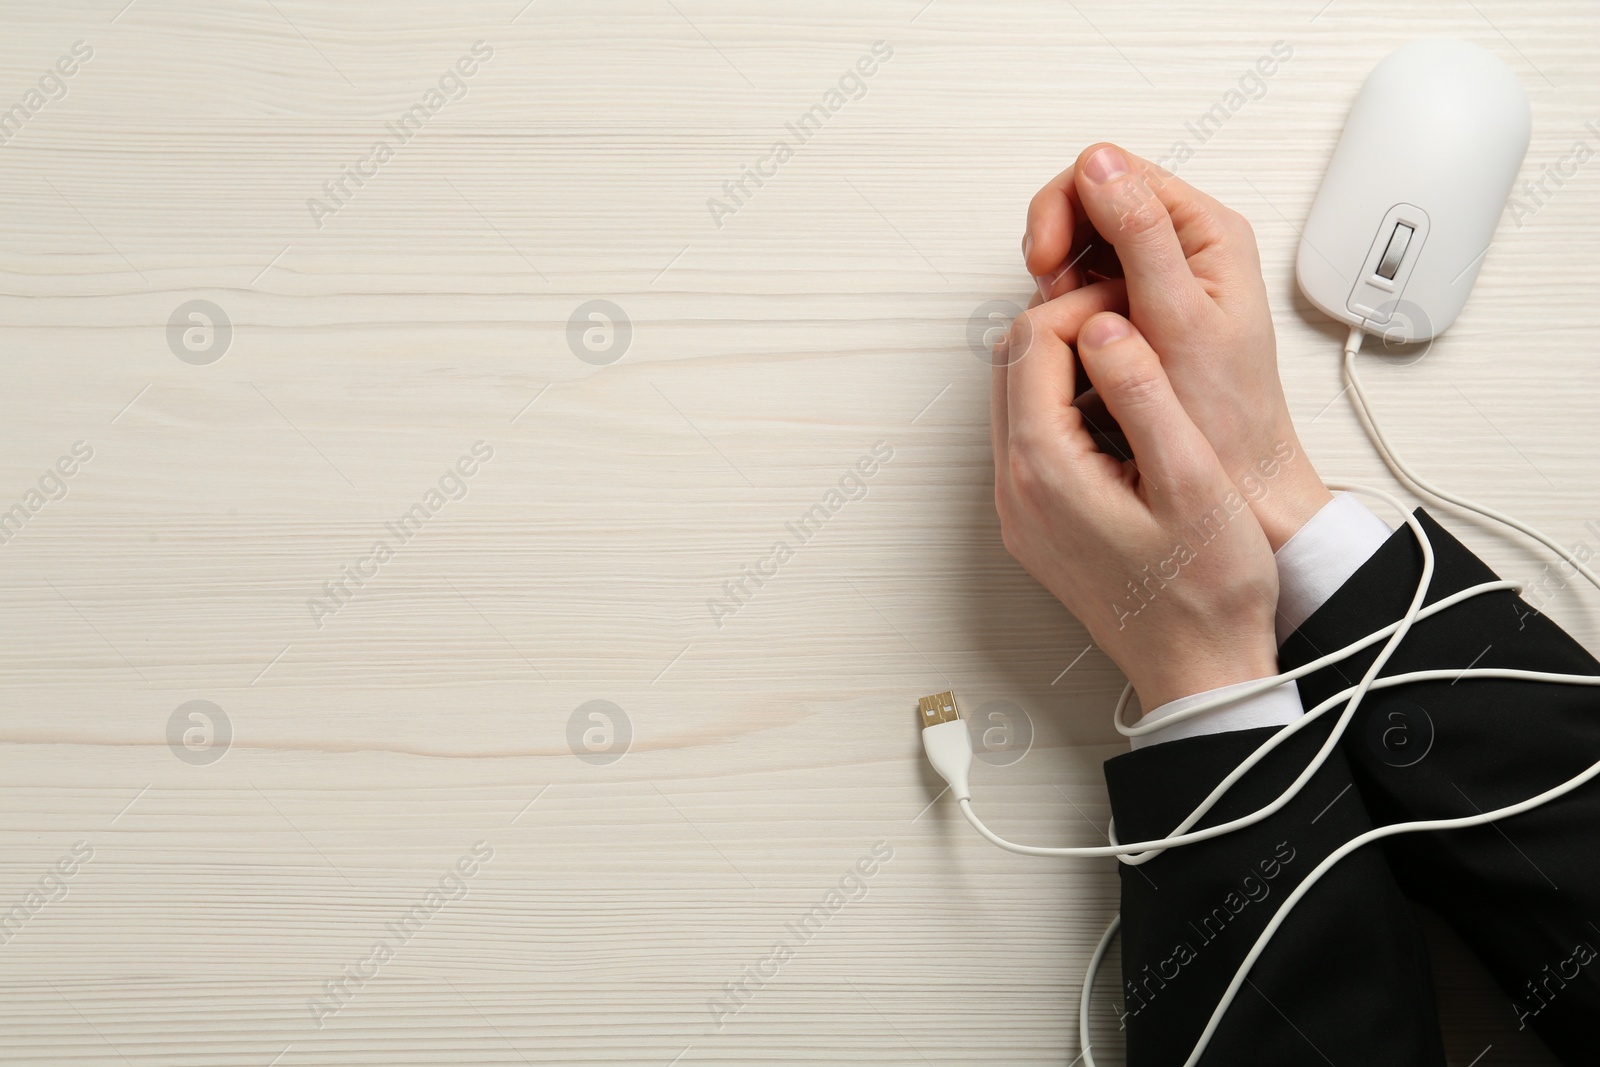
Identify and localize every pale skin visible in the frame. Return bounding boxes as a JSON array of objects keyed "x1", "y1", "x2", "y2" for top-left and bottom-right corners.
[{"x1": 994, "y1": 143, "x2": 1333, "y2": 711}]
